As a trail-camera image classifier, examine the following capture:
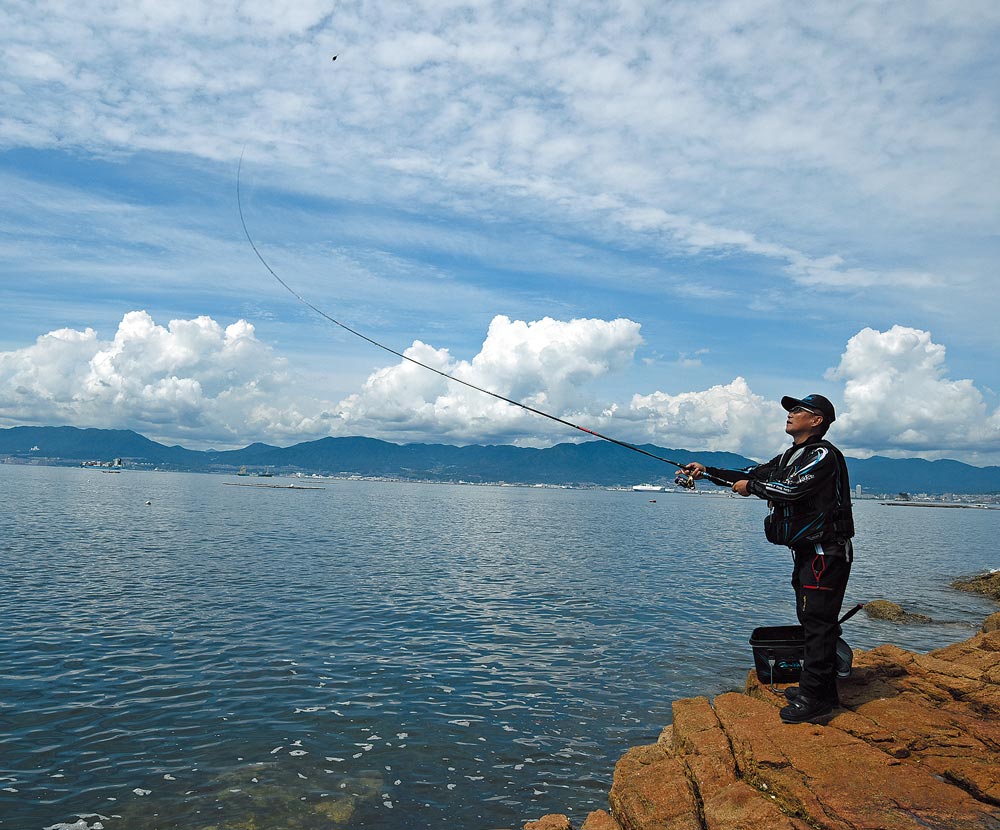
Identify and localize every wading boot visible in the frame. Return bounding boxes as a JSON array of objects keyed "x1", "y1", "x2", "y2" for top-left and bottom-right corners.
[
  {"x1": 783, "y1": 686, "x2": 840, "y2": 706},
  {"x1": 780, "y1": 693, "x2": 834, "y2": 724}
]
